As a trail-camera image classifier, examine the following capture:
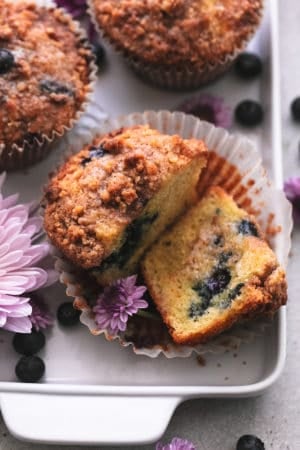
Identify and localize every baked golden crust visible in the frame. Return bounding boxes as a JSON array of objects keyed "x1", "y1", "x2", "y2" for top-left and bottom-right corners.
[
  {"x1": 91, "y1": 0, "x2": 263, "y2": 70},
  {"x1": 43, "y1": 125, "x2": 208, "y2": 272},
  {"x1": 142, "y1": 186, "x2": 287, "y2": 345},
  {"x1": 0, "y1": 0, "x2": 92, "y2": 151}
]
